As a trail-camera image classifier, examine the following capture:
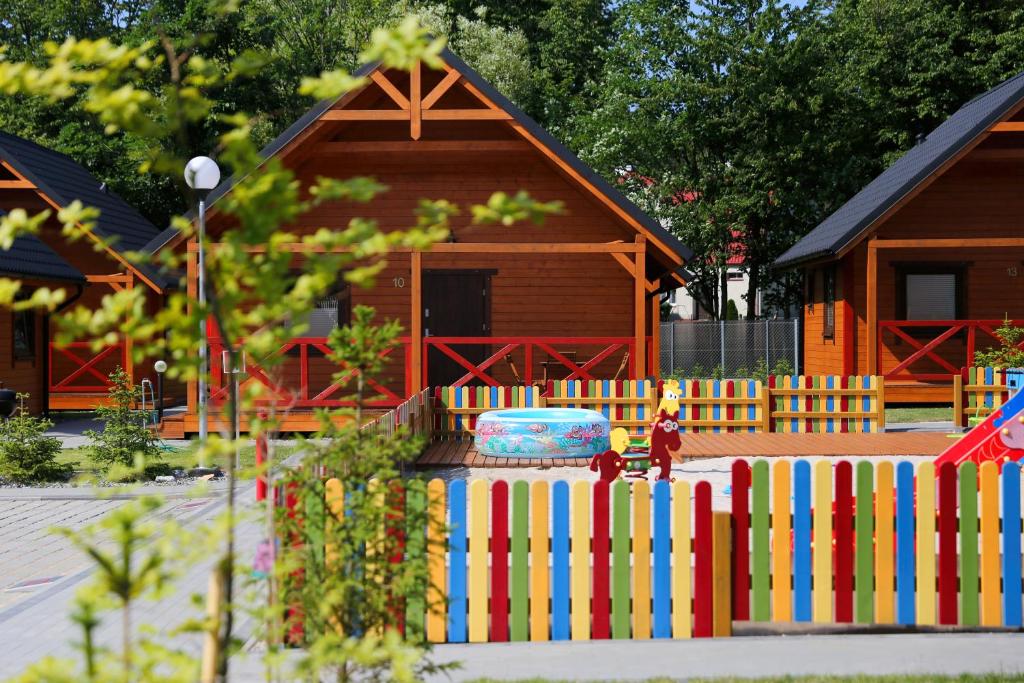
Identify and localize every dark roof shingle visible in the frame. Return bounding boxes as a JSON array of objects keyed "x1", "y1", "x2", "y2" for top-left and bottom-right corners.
[
  {"x1": 775, "y1": 71, "x2": 1024, "y2": 269},
  {"x1": 0, "y1": 132, "x2": 160, "y2": 252}
]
